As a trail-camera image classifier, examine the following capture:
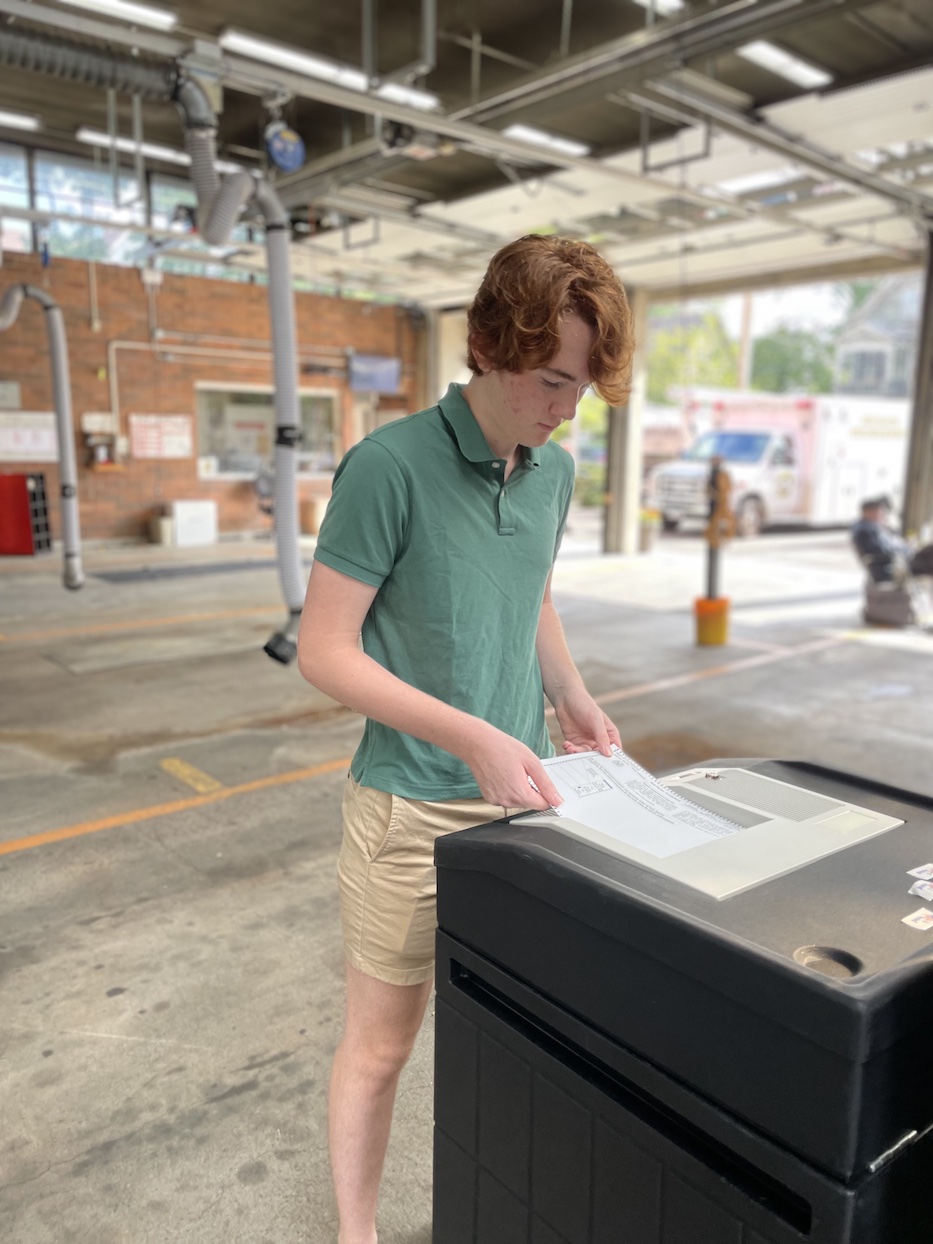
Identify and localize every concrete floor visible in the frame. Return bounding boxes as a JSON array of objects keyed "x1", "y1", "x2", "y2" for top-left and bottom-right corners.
[{"x1": 1, "y1": 514, "x2": 932, "y2": 1244}]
